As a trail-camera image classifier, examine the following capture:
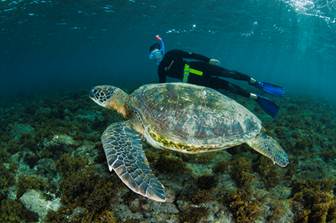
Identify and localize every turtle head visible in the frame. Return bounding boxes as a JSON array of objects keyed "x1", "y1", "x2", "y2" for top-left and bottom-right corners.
[{"x1": 90, "y1": 85, "x2": 129, "y2": 117}]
